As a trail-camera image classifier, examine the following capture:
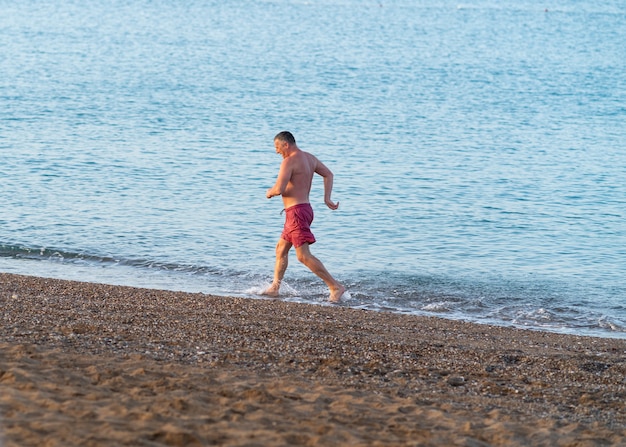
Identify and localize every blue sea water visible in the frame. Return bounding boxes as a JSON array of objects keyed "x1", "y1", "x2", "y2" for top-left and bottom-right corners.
[{"x1": 1, "y1": 0, "x2": 625, "y2": 338}]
